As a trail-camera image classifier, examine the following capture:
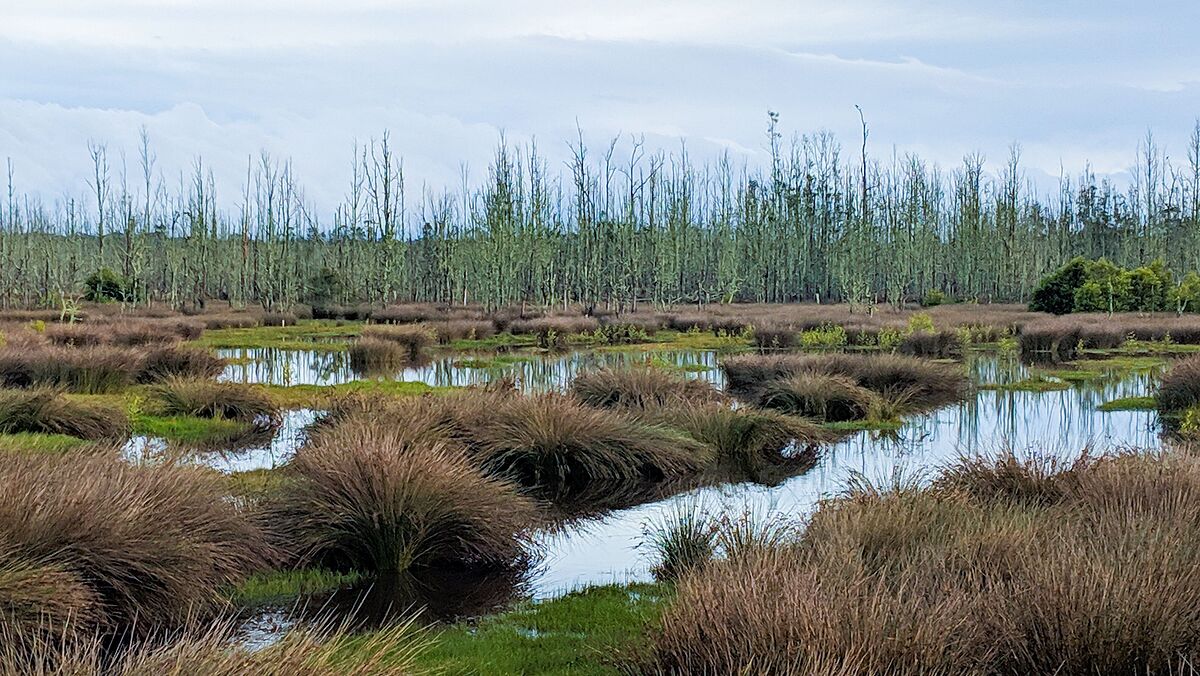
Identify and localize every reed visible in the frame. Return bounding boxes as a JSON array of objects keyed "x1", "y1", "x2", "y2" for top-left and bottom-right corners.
[{"x1": 360, "y1": 324, "x2": 436, "y2": 358}]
